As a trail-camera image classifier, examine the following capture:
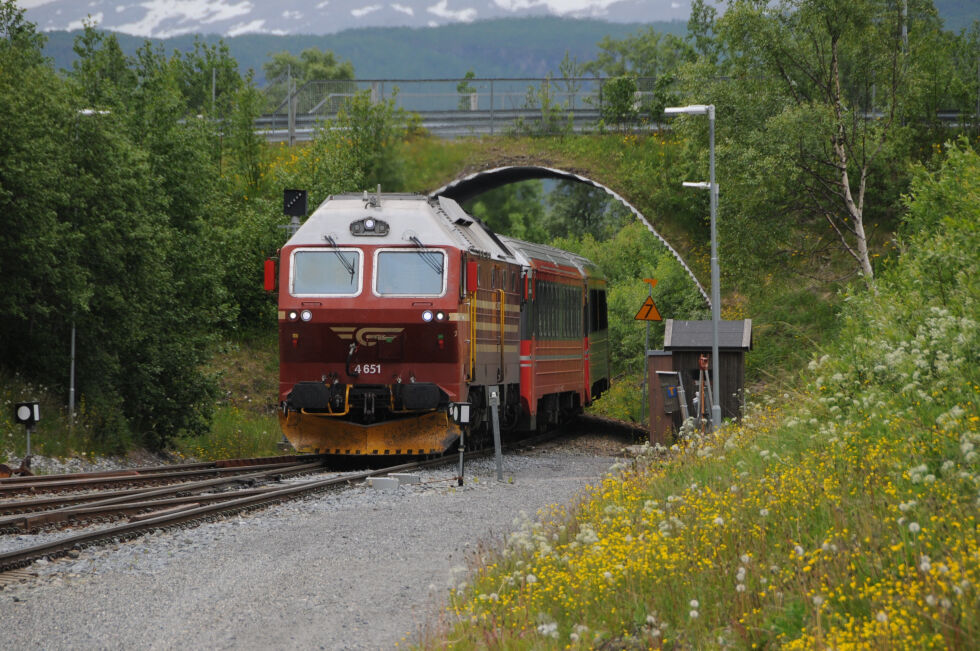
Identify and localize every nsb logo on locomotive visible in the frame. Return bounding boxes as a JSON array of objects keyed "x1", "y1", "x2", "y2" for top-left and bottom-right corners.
[{"x1": 329, "y1": 326, "x2": 405, "y2": 346}]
